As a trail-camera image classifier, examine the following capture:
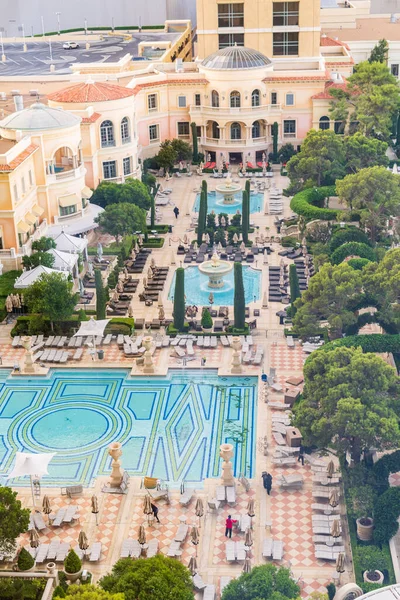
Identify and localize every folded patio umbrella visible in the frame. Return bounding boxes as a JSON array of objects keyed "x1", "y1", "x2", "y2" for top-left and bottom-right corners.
[
  {"x1": 78, "y1": 530, "x2": 89, "y2": 551},
  {"x1": 208, "y1": 292, "x2": 214, "y2": 305},
  {"x1": 329, "y1": 489, "x2": 339, "y2": 508},
  {"x1": 138, "y1": 525, "x2": 146, "y2": 545},
  {"x1": 42, "y1": 495, "x2": 51, "y2": 515},
  {"x1": 336, "y1": 552, "x2": 345, "y2": 573},
  {"x1": 327, "y1": 460, "x2": 335, "y2": 478},
  {"x1": 190, "y1": 526, "x2": 200, "y2": 546},
  {"x1": 247, "y1": 499, "x2": 255, "y2": 518},
  {"x1": 244, "y1": 528, "x2": 253, "y2": 548},
  {"x1": 242, "y1": 557, "x2": 252, "y2": 573},
  {"x1": 30, "y1": 528, "x2": 40, "y2": 548},
  {"x1": 330, "y1": 519, "x2": 341, "y2": 538},
  {"x1": 195, "y1": 498, "x2": 204, "y2": 518},
  {"x1": 91, "y1": 495, "x2": 99, "y2": 525},
  {"x1": 188, "y1": 556, "x2": 198, "y2": 576}
]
